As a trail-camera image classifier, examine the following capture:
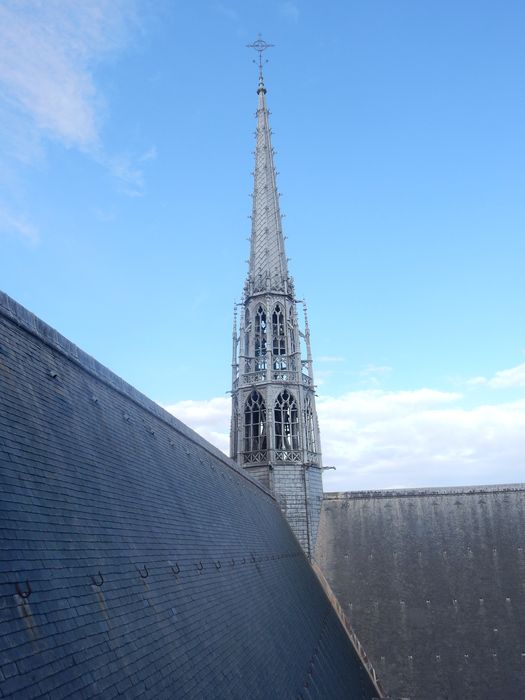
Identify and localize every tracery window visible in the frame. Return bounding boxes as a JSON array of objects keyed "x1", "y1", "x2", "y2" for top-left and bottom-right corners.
[
  {"x1": 255, "y1": 306, "x2": 267, "y2": 370},
  {"x1": 272, "y1": 304, "x2": 286, "y2": 370},
  {"x1": 244, "y1": 391, "x2": 267, "y2": 456},
  {"x1": 288, "y1": 305, "x2": 296, "y2": 355},
  {"x1": 304, "y1": 395, "x2": 317, "y2": 453},
  {"x1": 274, "y1": 391, "x2": 299, "y2": 450}
]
